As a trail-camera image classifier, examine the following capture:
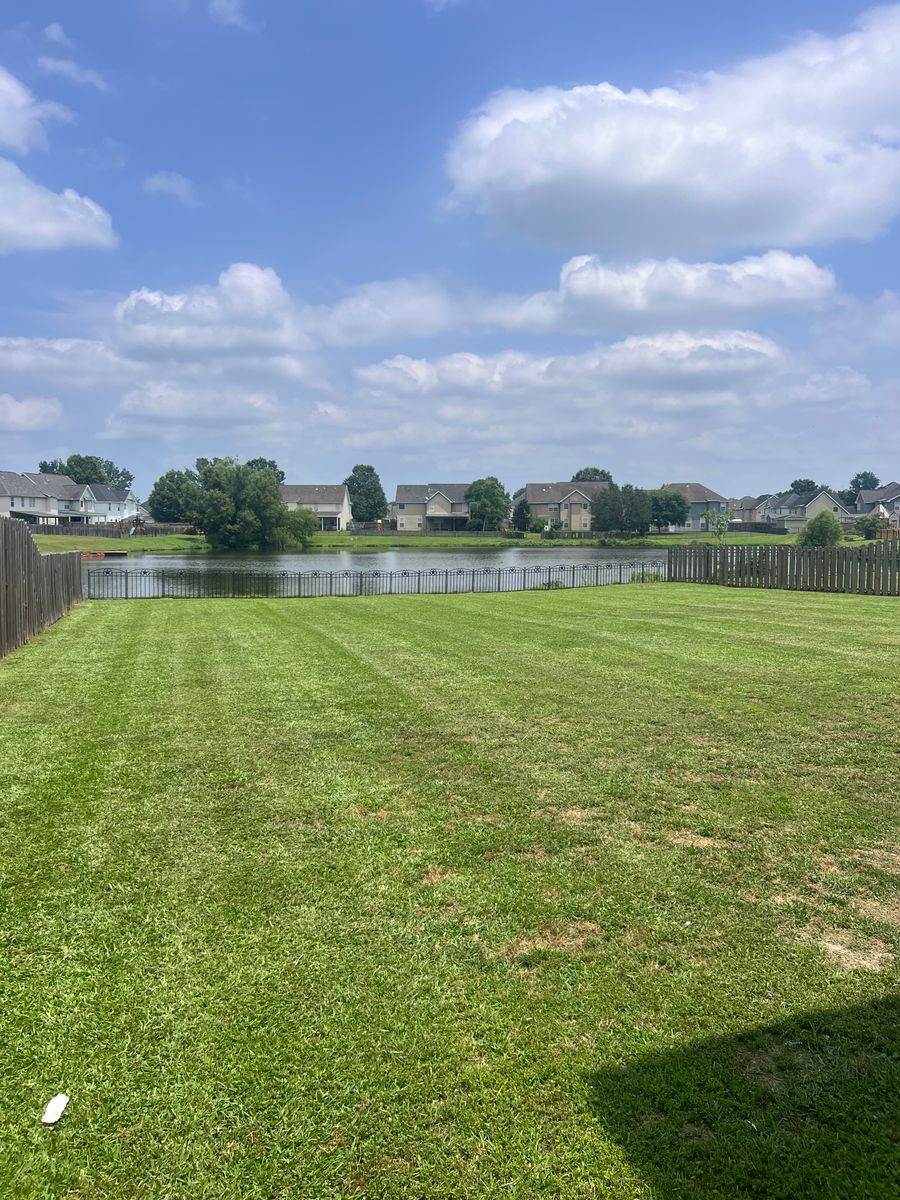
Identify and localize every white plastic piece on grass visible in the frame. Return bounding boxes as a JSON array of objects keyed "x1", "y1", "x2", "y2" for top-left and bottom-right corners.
[{"x1": 41, "y1": 1094, "x2": 70, "y2": 1125}]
